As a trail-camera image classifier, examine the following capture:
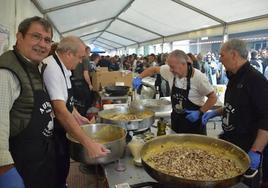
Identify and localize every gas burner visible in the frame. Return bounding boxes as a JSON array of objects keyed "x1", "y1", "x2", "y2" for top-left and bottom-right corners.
[
  {"x1": 126, "y1": 128, "x2": 153, "y2": 143},
  {"x1": 132, "y1": 127, "x2": 151, "y2": 135}
]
